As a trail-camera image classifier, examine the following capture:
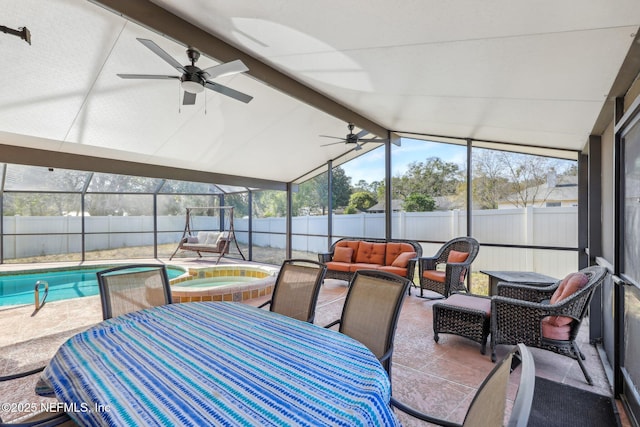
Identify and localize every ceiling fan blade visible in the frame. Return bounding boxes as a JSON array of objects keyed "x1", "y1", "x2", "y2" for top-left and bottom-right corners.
[
  {"x1": 137, "y1": 38, "x2": 186, "y2": 73},
  {"x1": 117, "y1": 74, "x2": 179, "y2": 80},
  {"x1": 204, "y1": 81, "x2": 253, "y2": 103},
  {"x1": 183, "y1": 92, "x2": 197, "y2": 105},
  {"x1": 319, "y1": 135, "x2": 346, "y2": 140},
  {"x1": 358, "y1": 138, "x2": 390, "y2": 143},
  {"x1": 320, "y1": 141, "x2": 346, "y2": 147},
  {"x1": 201, "y1": 59, "x2": 249, "y2": 79},
  {"x1": 355, "y1": 129, "x2": 370, "y2": 139}
]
